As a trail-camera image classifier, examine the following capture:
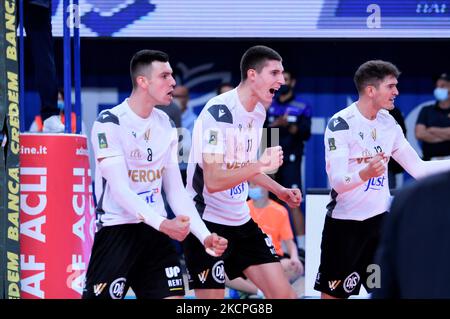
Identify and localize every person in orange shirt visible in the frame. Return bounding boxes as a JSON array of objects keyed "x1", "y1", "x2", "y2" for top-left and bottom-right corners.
[
  {"x1": 225, "y1": 182, "x2": 304, "y2": 298},
  {"x1": 248, "y1": 182, "x2": 303, "y2": 282}
]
